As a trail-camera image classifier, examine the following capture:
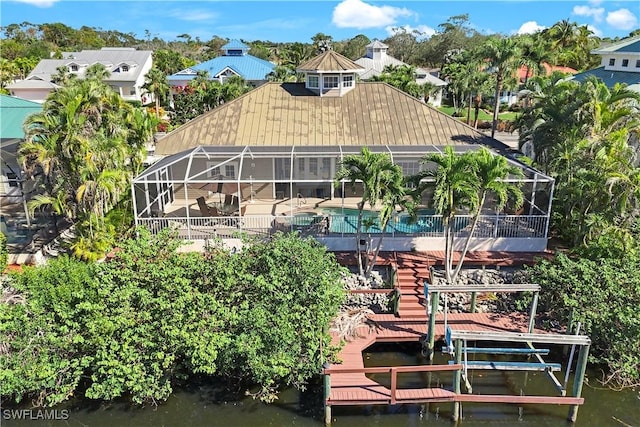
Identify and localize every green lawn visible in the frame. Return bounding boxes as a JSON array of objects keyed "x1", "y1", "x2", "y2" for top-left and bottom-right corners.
[{"x1": 438, "y1": 106, "x2": 519, "y2": 122}]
